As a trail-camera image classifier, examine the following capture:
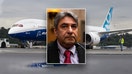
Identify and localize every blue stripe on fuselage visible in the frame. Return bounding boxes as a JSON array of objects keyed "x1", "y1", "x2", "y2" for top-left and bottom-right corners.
[{"x1": 9, "y1": 29, "x2": 46, "y2": 41}]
